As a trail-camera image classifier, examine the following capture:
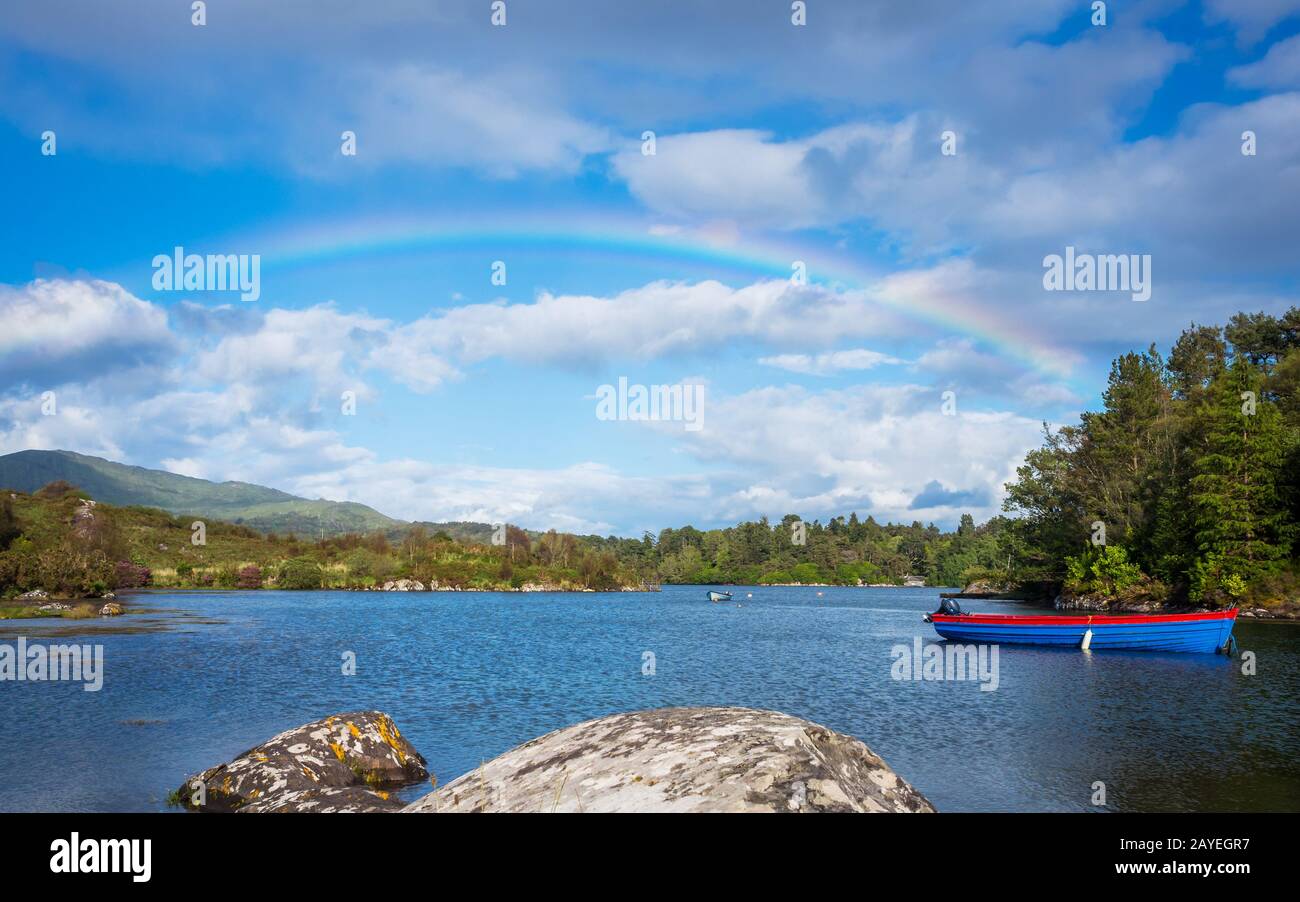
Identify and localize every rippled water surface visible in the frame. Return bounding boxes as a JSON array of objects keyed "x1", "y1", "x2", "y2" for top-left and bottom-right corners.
[{"x1": 2, "y1": 585, "x2": 1297, "y2": 812}]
